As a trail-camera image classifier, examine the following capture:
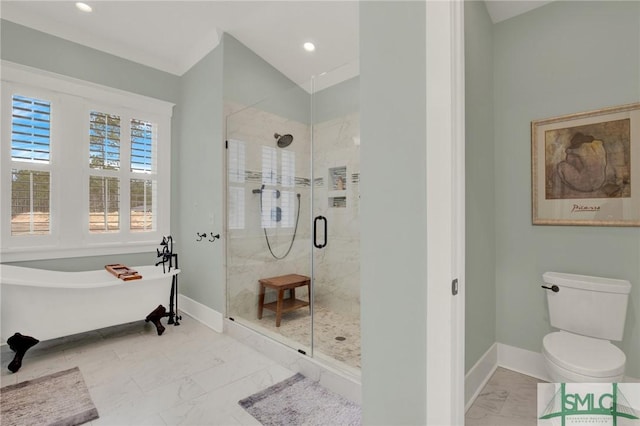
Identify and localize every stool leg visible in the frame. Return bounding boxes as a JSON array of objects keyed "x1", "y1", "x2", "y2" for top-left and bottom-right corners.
[
  {"x1": 258, "y1": 284, "x2": 265, "y2": 319},
  {"x1": 307, "y1": 283, "x2": 311, "y2": 314},
  {"x1": 276, "y1": 289, "x2": 284, "y2": 327},
  {"x1": 290, "y1": 287, "x2": 296, "y2": 301}
]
